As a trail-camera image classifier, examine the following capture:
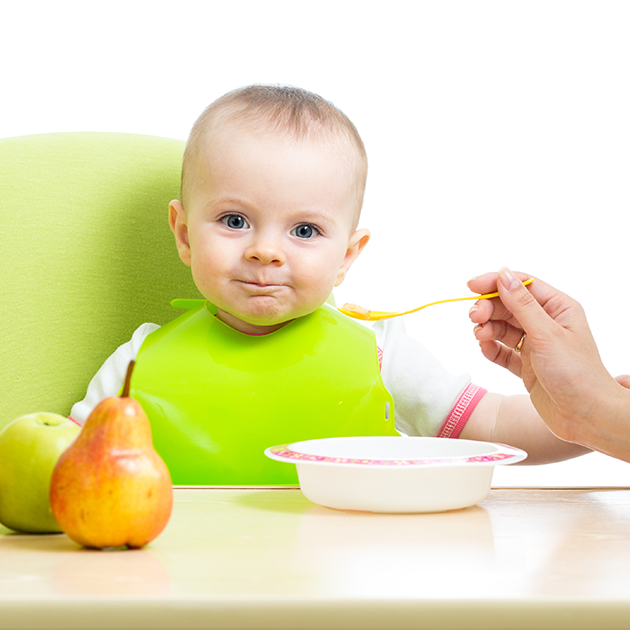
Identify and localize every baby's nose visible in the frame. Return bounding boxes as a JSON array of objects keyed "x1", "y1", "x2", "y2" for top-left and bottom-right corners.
[{"x1": 244, "y1": 236, "x2": 285, "y2": 265}]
